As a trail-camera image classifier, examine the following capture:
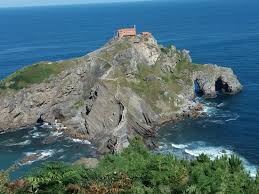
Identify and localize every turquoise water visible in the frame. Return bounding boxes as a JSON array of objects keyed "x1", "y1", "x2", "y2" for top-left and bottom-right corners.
[
  {"x1": 0, "y1": 126, "x2": 96, "y2": 179},
  {"x1": 0, "y1": 0, "x2": 259, "y2": 178}
]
